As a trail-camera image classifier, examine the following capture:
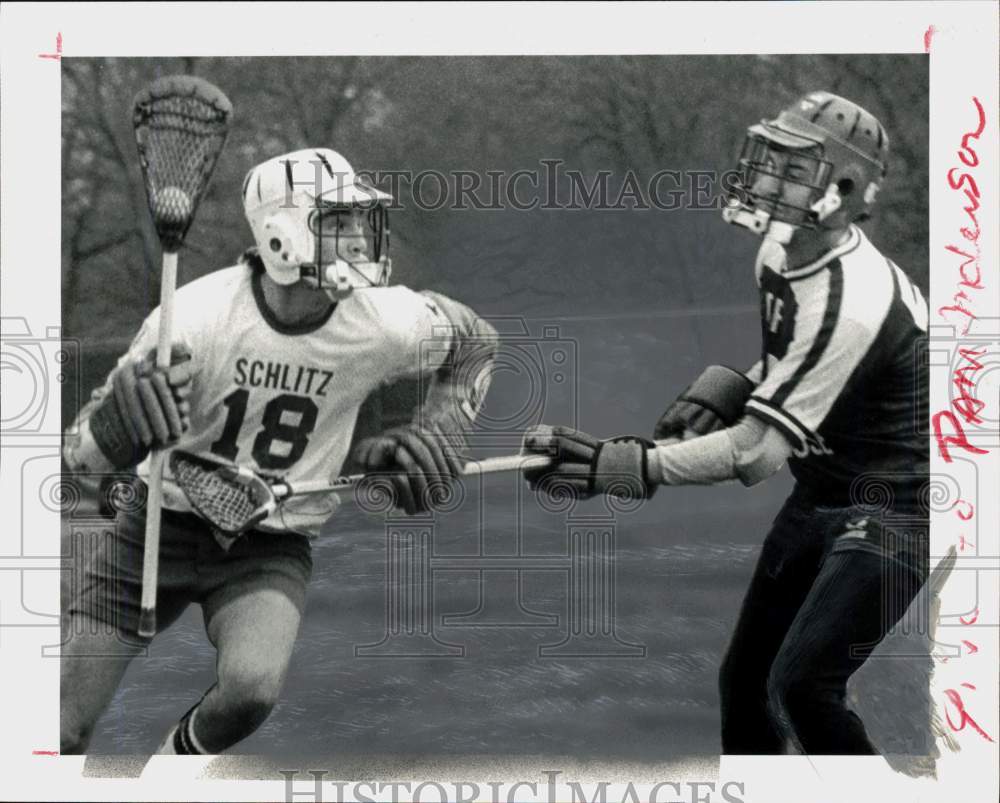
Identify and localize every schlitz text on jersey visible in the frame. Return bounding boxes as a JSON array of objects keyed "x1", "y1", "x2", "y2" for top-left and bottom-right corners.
[{"x1": 233, "y1": 358, "x2": 334, "y2": 397}]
